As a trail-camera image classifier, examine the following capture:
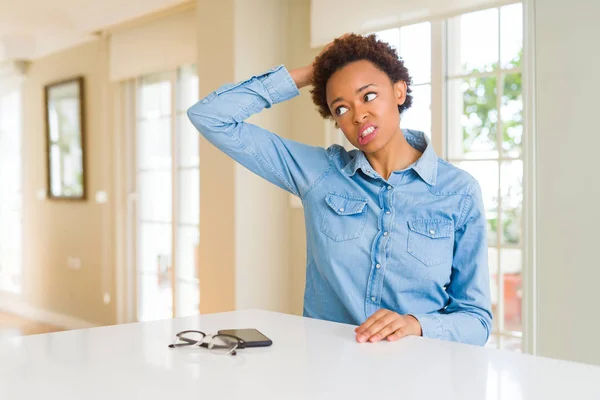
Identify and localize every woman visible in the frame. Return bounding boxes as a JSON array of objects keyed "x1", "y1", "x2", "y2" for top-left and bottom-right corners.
[{"x1": 187, "y1": 34, "x2": 492, "y2": 346}]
